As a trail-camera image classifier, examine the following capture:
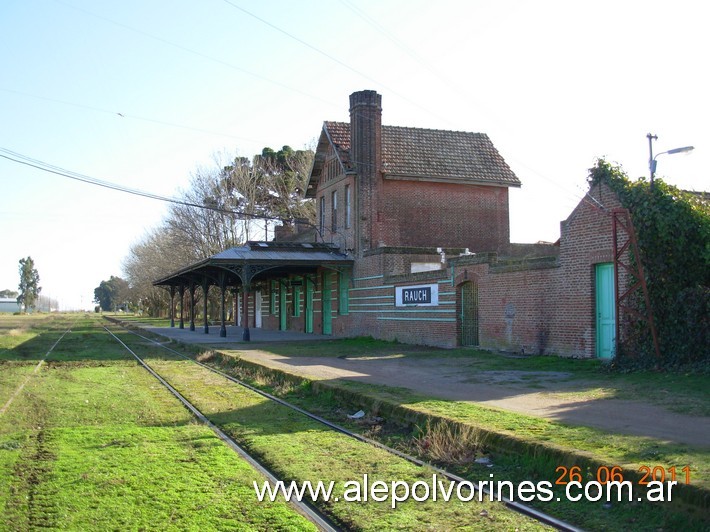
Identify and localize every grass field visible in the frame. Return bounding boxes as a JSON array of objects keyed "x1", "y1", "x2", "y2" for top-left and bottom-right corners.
[
  {"x1": 195, "y1": 356, "x2": 709, "y2": 530},
  {"x1": 2, "y1": 314, "x2": 551, "y2": 530},
  {"x1": 0, "y1": 314, "x2": 315, "y2": 530},
  {"x1": 113, "y1": 324, "x2": 548, "y2": 530},
  {"x1": 41, "y1": 314, "x2": 708, "y2": 530}
]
